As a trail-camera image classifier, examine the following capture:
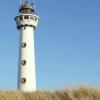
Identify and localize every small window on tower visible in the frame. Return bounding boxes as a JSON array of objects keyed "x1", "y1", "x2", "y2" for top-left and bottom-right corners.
[
  {"x1": 34, "y1": 17, "x2": 37, "y2": 21},
  {"x1": 22, "y1": 42, "x2": 26, "y2": 47},
  {"x1": 24, "y1": 16, "x2": 29, "y2": 19},
  {"x1": 21, "y1": 60, "x2": 26, "y2": 65},
  {"x1": 19, "y1": 16, "x2": 23, "y2": 21},
  {"x1": 21, "y1": 78, "x2": 26, "y2": 84}
]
